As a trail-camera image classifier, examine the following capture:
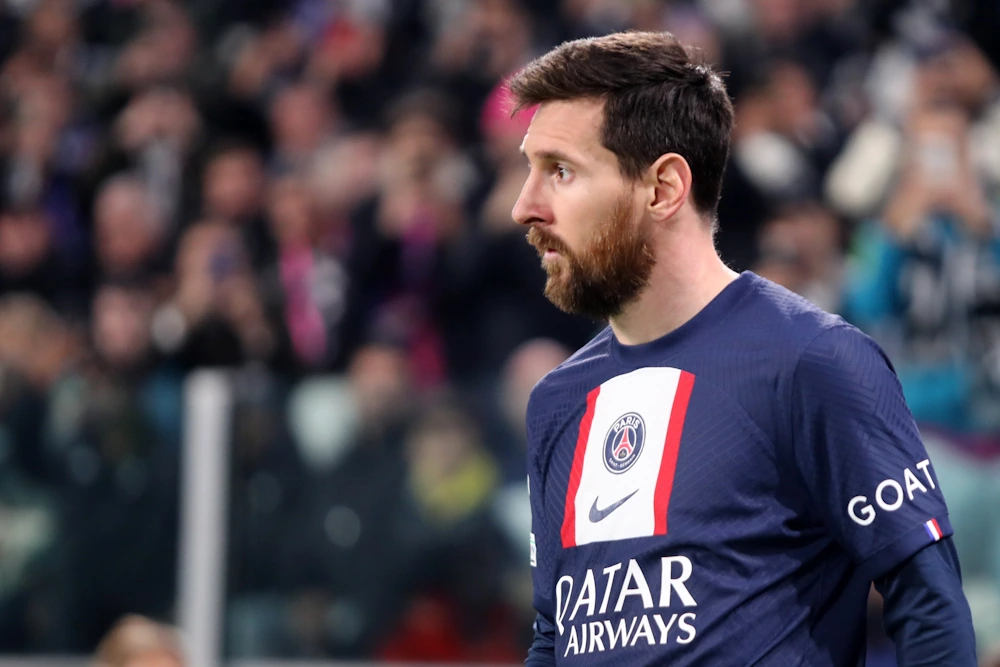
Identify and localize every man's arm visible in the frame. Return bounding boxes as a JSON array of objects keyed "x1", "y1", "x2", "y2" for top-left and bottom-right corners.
[
  {"x1": 876, "y1": 538, "x2": 977, "y2": 666},
  {"x1": 526, "y1": 612, "x2": 557, "y2": 667},
  {"x1": 787, "y1": 325, "x2": 975, "y2": 660}
]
